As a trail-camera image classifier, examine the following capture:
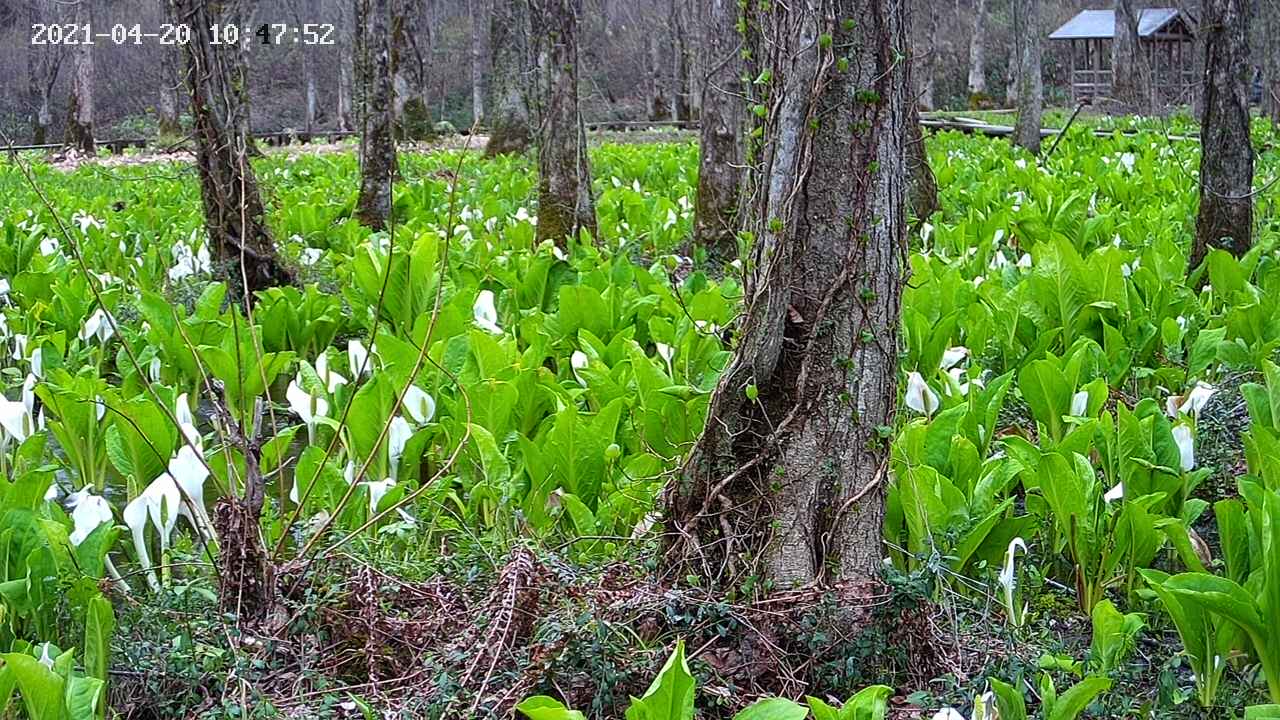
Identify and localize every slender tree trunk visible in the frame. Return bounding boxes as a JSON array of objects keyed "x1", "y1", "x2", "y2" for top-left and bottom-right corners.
[
  {"x1": 27, "y1": 4, "x2": 62, "y2": 146},
  {"x1": 915, "y1": 0, "x2": 938, "y2": 109},
  {"x1": 968, "y1": 0, "x2": 988, "y2": 101},
  {"x1": 531, "y1": 0, "x2": 597, "y2": 245},
  {"x1": 692, "y1": 0, "x2": 743, "y2": 253},
  {"x1": 391, "y1": 0, "x2": 414, "y2": 136},
  {"x1": 647, "y1": 34, "x2": 669, "y2": 120},
  {"x1": 1112, "y1": 0, "x2": 1151, "y2": 112},
  {"x1": 1191, "y1": 0, "x2": 1253, "y2": 267},
  {"x1": 907, "y1": 105, "x2": 939, "y2": 222},
  {"x1": 484, "y1": 0, "x2": 534, "y2": 155},
  {"x1": 470, "y1": 0, "x2": 487, "y2": 124},
  {"x1": 337, "y1": 0, "x2": 356, "y2": 132},
  {"x1": 1005, "y1": 56, "x2": 1018, "y2": 107},
  {"x1": 65, "y1": 0, "x2": 95, "y2": 154},
  {"x1": 171, "y1": 0, "x2": 294, "y2": 293},
  {"x1": 1263, "y1": 0, "x2": 1280, "y2": 124},
  {"x1": 157, "y1": 0, "x2": 184, "y2": 138},
  {"x1": 1012, "y1": 0, "x2": 1042, "y2": 154},
  {"x1": 665, "y1": 0, "x2": 909, "y2": 588},
  {"x1": 356, "y1": 0, "x2": 398, "y2": 230}
]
